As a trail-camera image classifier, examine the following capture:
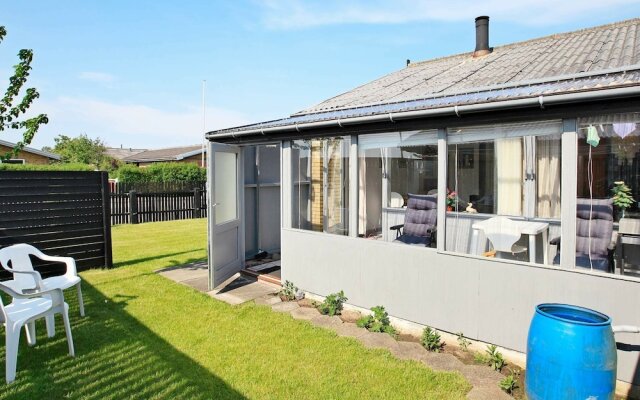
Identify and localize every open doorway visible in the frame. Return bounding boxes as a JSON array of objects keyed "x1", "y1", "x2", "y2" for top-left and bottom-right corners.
[{"x1": 242, "y1": 143, "x2": 281, "y2": 284}]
